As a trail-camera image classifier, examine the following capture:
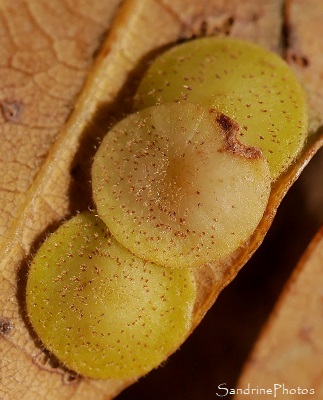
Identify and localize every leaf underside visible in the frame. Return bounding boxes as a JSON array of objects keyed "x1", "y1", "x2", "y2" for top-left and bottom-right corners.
[{"x1": 1, "y1": 0, "x2": 323, "y2": 399}]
